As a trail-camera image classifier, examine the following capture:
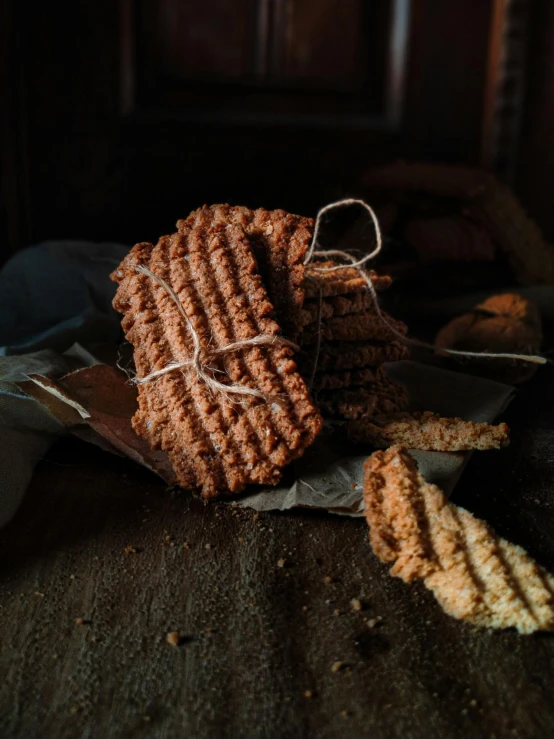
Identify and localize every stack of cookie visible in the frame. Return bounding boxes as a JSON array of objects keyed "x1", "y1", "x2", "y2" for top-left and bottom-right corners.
[
  {"x1": 111, "y1": 205, "x2": 323, "y2": 499},
  {"x1": 295, "y1": 260, "x2": 411, "y2": 422},
  {"x1": 111, "y1": 203, "x2": 411, "y2": 498},
  {"x1": 362, "y1": 161, "x2": 554, "y2": 288},
  {"x1": 177, "y1": 204, "x2": 411, "y2": 424}
]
